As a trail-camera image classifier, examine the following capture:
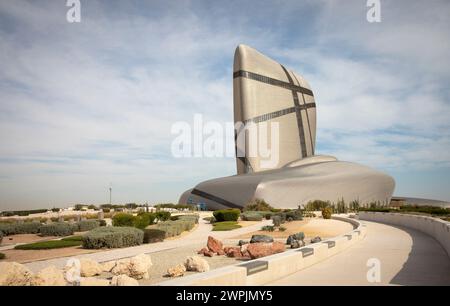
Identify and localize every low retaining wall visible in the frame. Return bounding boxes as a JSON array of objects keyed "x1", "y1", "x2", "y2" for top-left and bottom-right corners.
[
  {"x1": 358, "y1": 211, "x2": 450, "y2": 258},
  {"x1": 157, "y1": 215, "x2": 366, "y2": 286}
]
